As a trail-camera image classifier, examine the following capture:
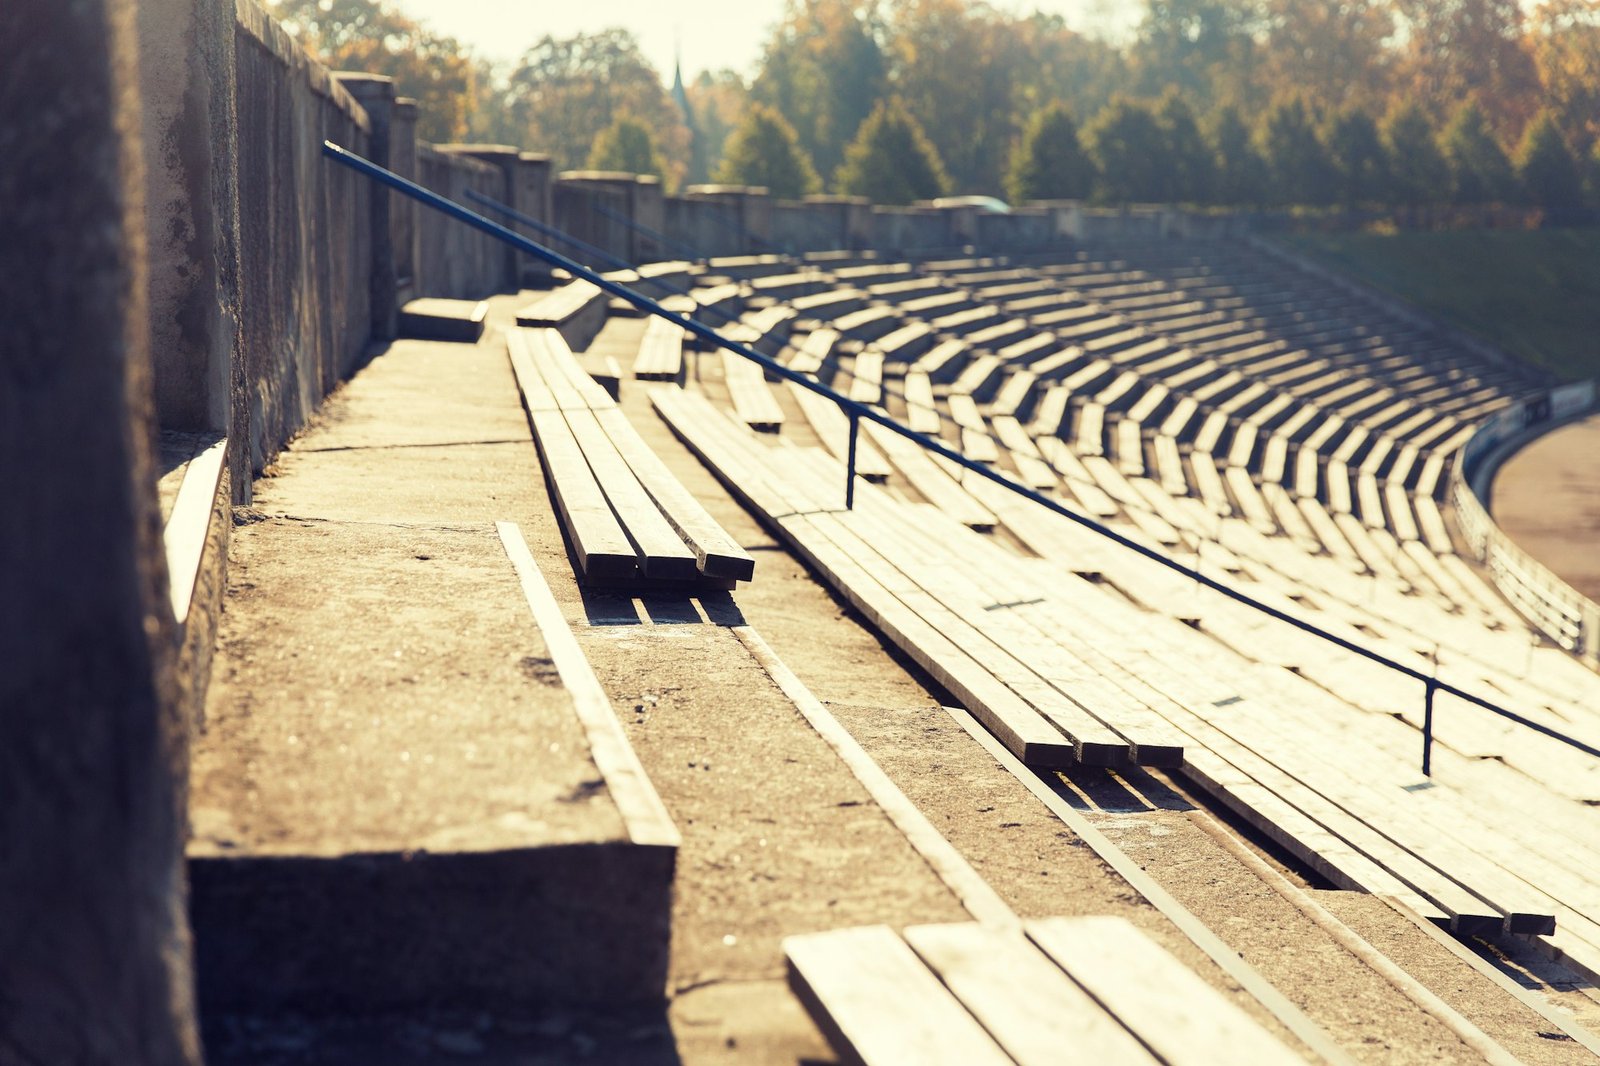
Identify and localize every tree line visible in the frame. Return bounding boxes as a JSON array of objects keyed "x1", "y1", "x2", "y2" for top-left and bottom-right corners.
[{"x1": 270, "y1": 0, "x2": 1600, "y2": 218}]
